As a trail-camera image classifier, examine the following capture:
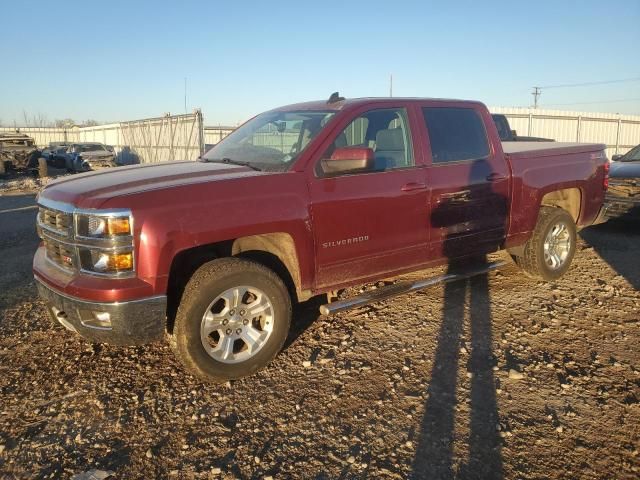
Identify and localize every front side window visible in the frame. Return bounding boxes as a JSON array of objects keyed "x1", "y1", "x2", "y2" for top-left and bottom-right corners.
[
  {"x1": 319, "y1": 108, "x2": 414, "y2": 175},
  {"x1": 203, "y1": 110, "x2": 336, "y2": 172},
  {"x1": 423, "y1": 107, "x2": 490, "y2": 163}
]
